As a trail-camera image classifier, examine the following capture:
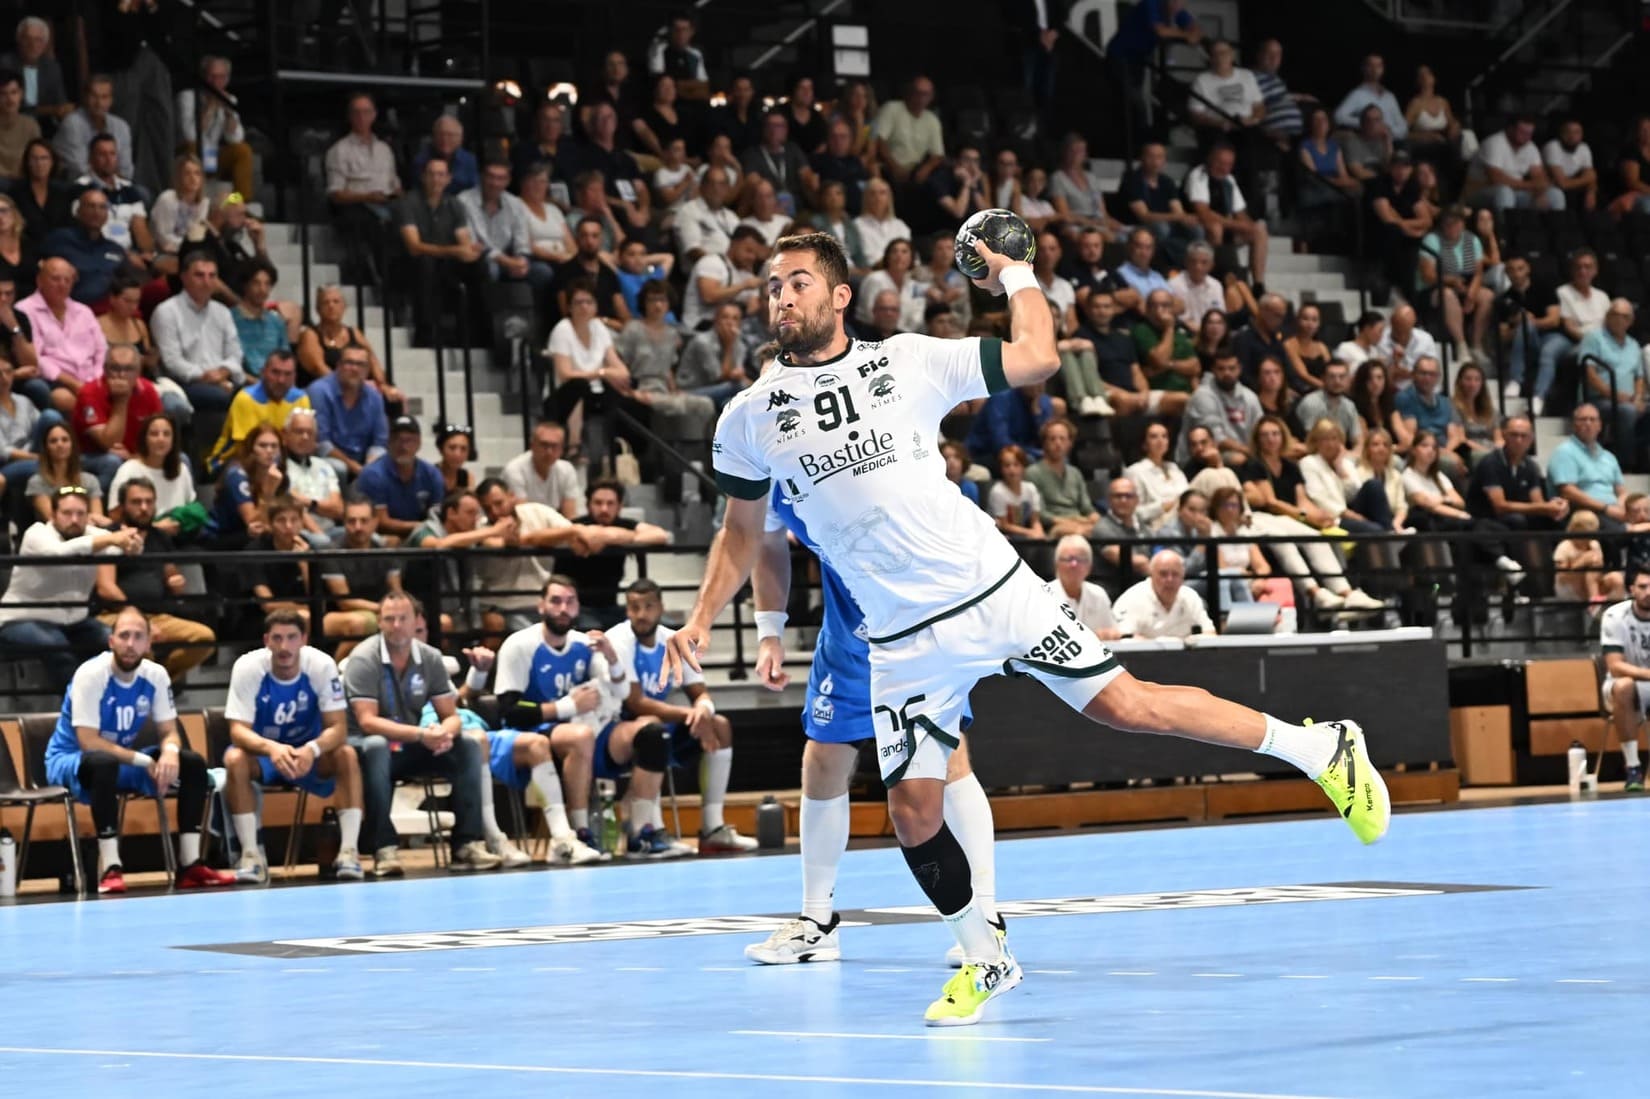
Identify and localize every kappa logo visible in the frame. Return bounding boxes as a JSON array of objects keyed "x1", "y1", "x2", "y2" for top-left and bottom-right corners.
[
  {"x1": 766, "y1": 390, "x2": 799, "y2": 410},
  {"x1": 776, "y1": 408, "x2": 803, "y2": 434}
]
